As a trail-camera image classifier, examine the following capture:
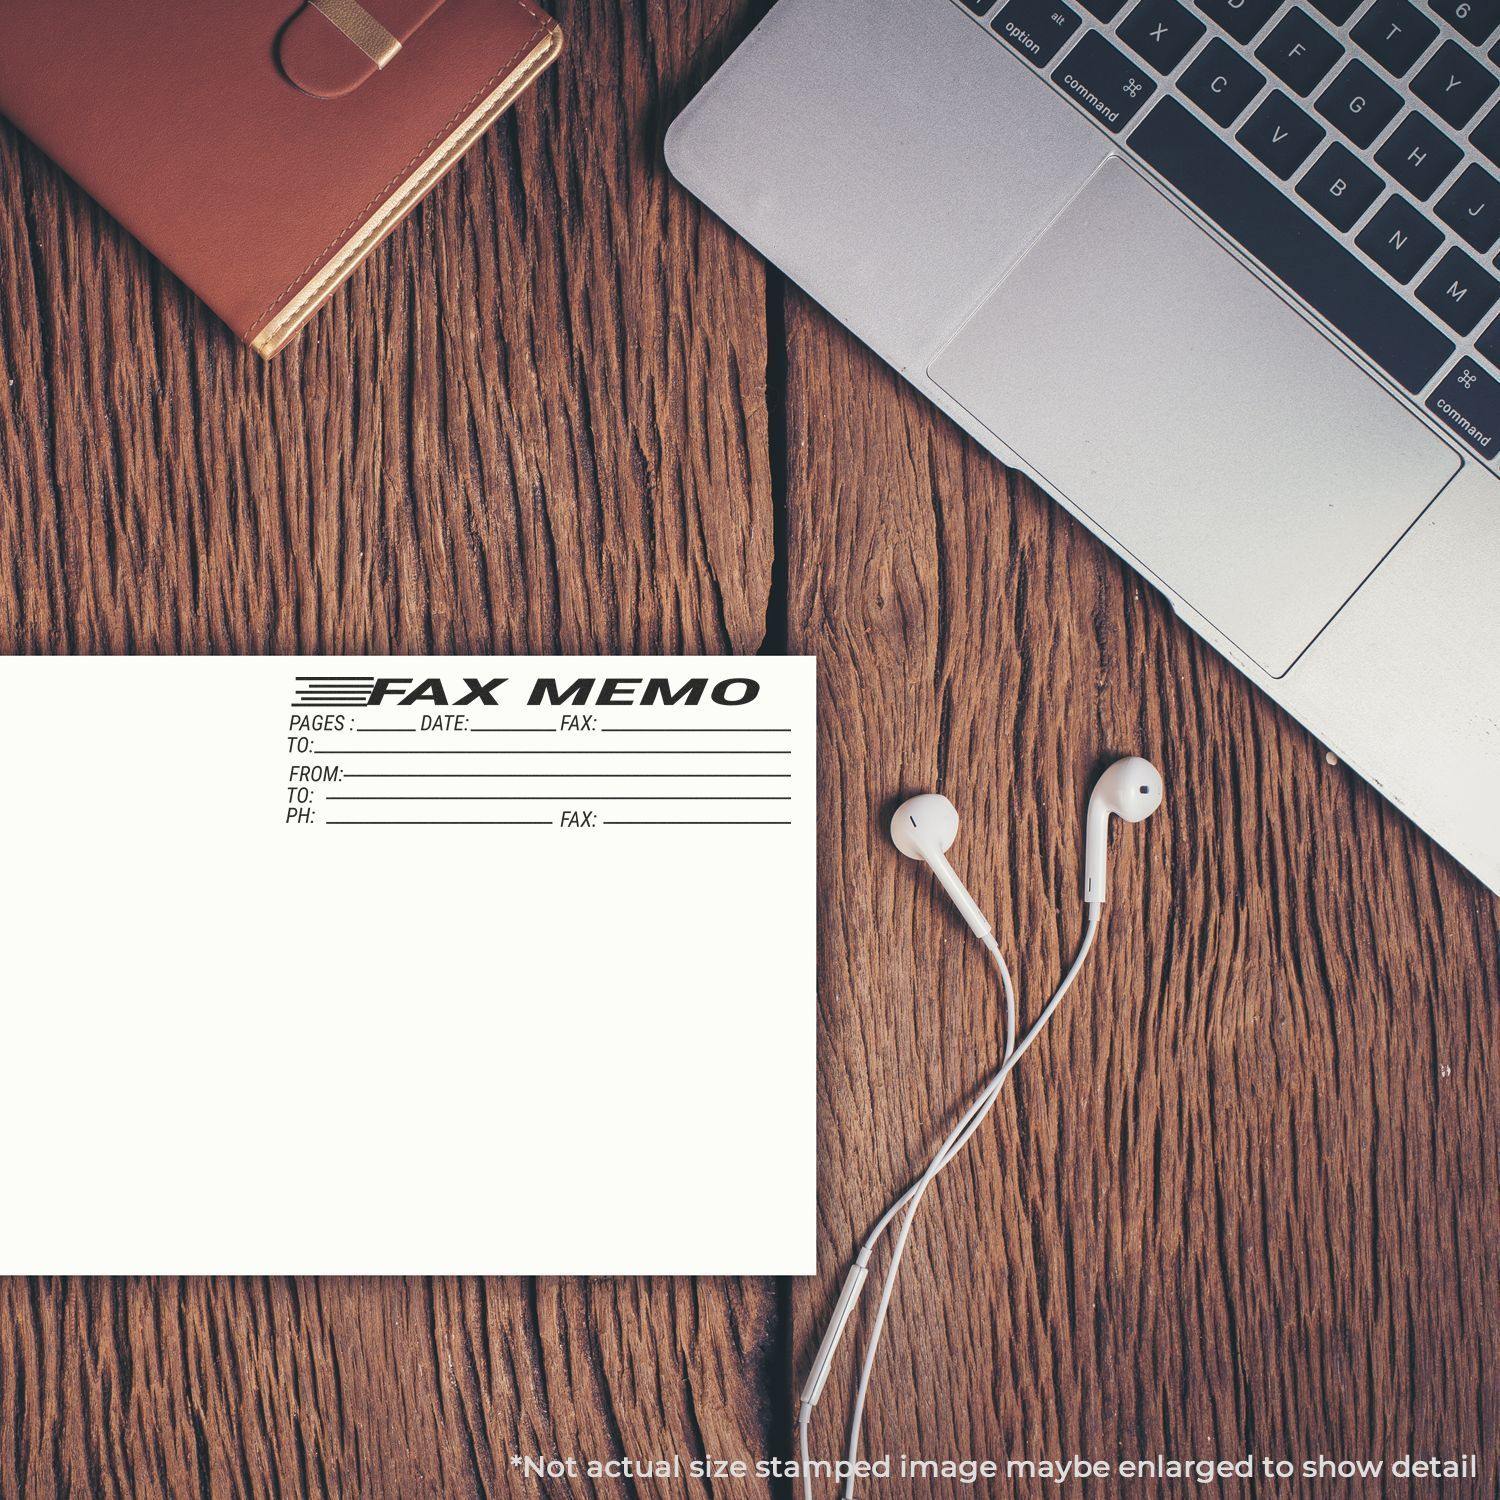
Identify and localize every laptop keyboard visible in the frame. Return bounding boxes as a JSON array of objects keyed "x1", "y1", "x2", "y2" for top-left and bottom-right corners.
[{"x1": 961, "y1": 0, "x2": 1500, "y2": 458}]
